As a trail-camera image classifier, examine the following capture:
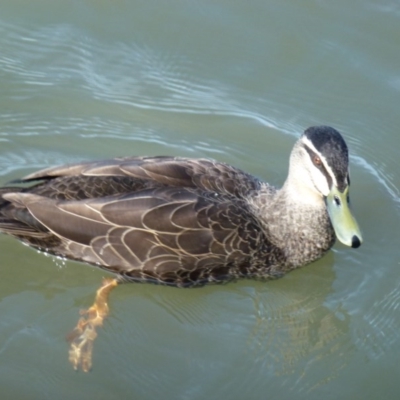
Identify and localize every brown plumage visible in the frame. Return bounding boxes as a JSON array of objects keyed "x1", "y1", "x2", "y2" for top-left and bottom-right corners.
[
  {"x1": 0, "y1": 126, "x2": 362, "y2": 371},
  {"x1": 0, "y1": 156, "x2": 286, "y2": 287}
]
